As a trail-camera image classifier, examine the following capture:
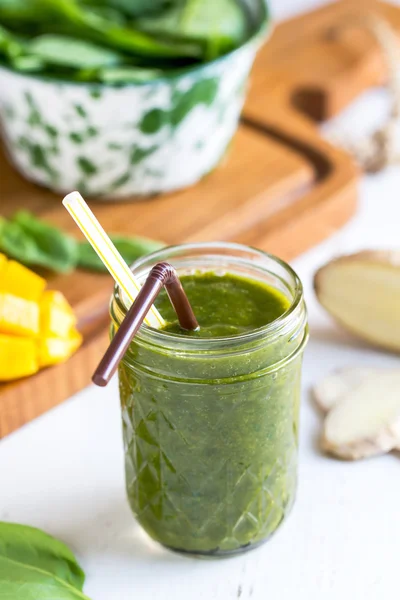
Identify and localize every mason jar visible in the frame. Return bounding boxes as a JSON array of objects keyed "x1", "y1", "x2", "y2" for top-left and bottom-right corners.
[{"x1": 110, "y1": 242, "x2": 308, "y2": 556}]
